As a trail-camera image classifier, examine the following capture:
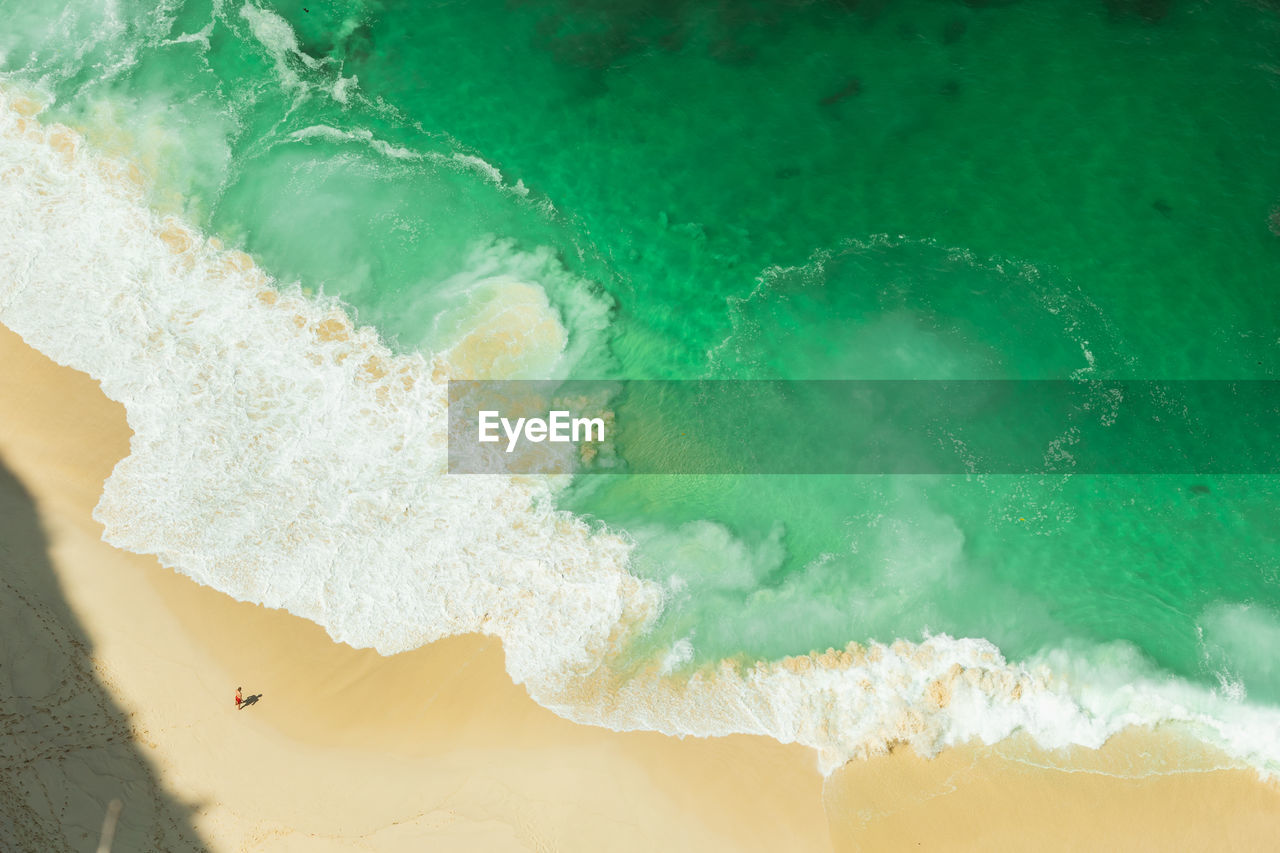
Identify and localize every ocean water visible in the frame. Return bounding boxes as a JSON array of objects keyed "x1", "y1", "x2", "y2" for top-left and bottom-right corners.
[{"x1": 3, "y1": 0, "x2": 1280, "y2": 773}]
